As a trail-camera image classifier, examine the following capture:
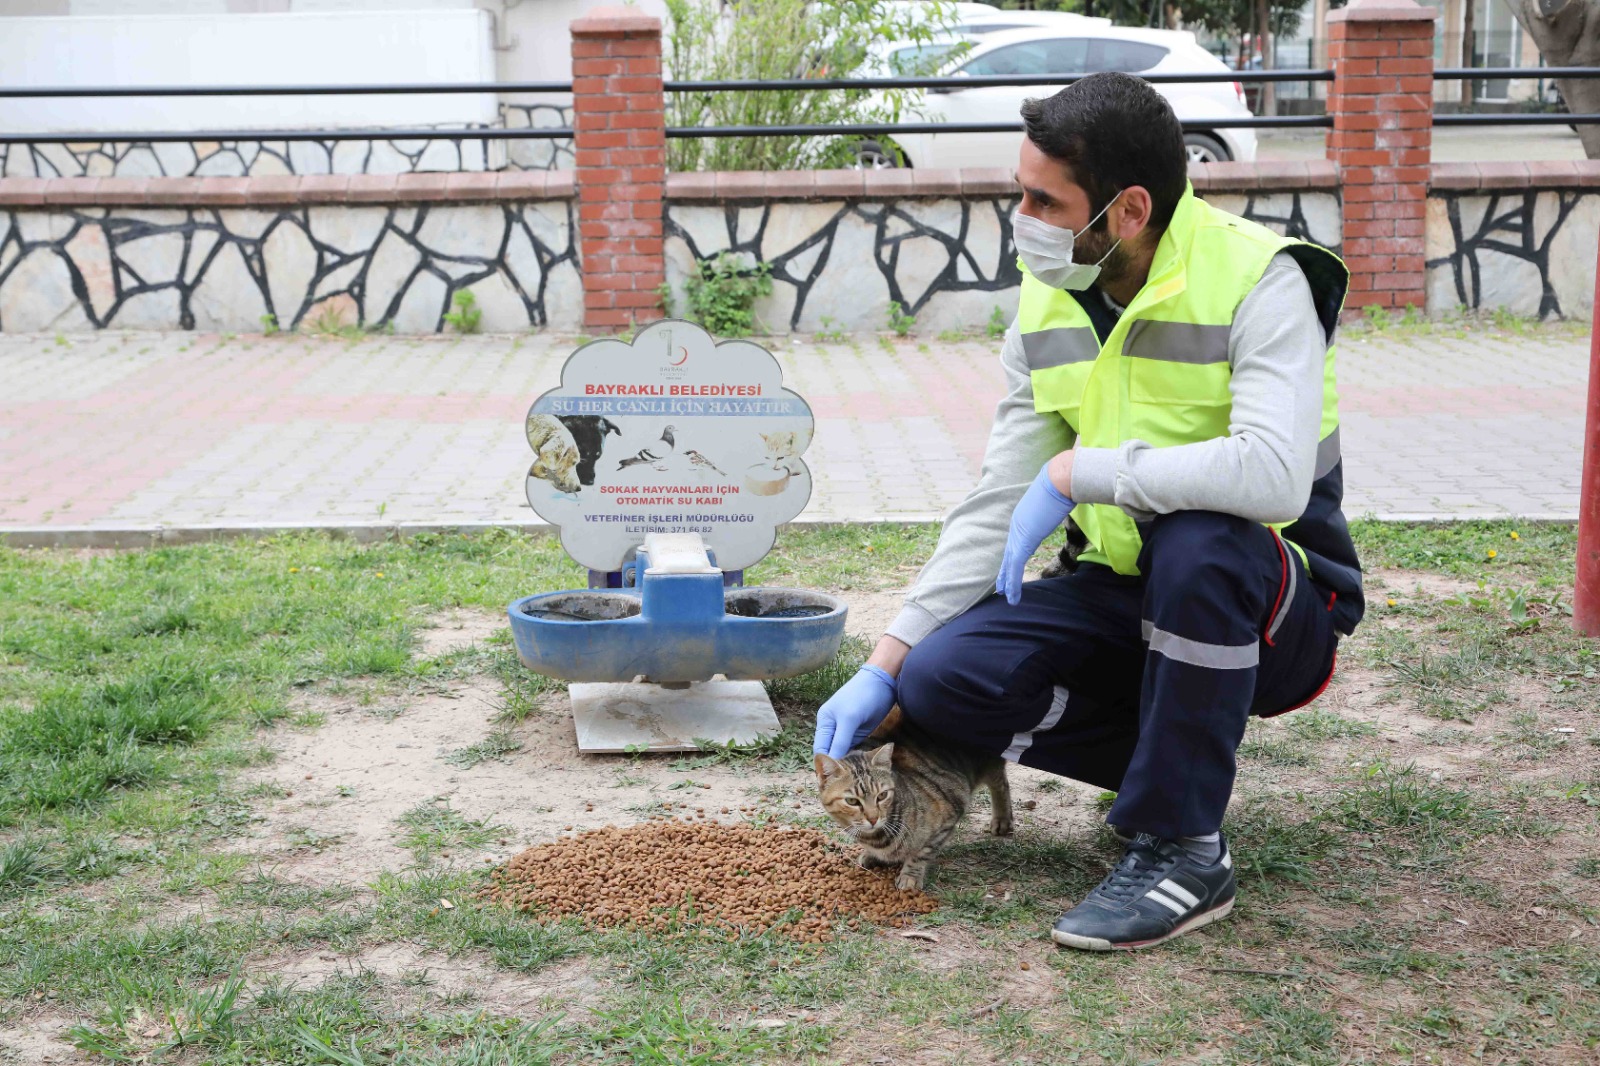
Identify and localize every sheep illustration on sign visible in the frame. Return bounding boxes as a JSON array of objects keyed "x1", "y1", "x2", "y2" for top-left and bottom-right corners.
[{"x1": 523, "y1": 320, "x2": 814, "y2": 574}]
